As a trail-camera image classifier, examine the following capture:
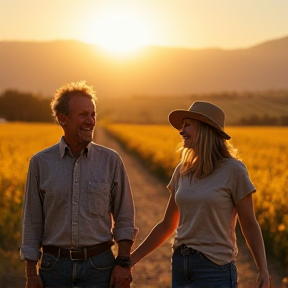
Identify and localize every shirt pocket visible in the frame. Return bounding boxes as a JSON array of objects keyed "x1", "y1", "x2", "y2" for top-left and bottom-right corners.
[{"x1": 88, "y1": 182, "x2": 111, "y2": 216}]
